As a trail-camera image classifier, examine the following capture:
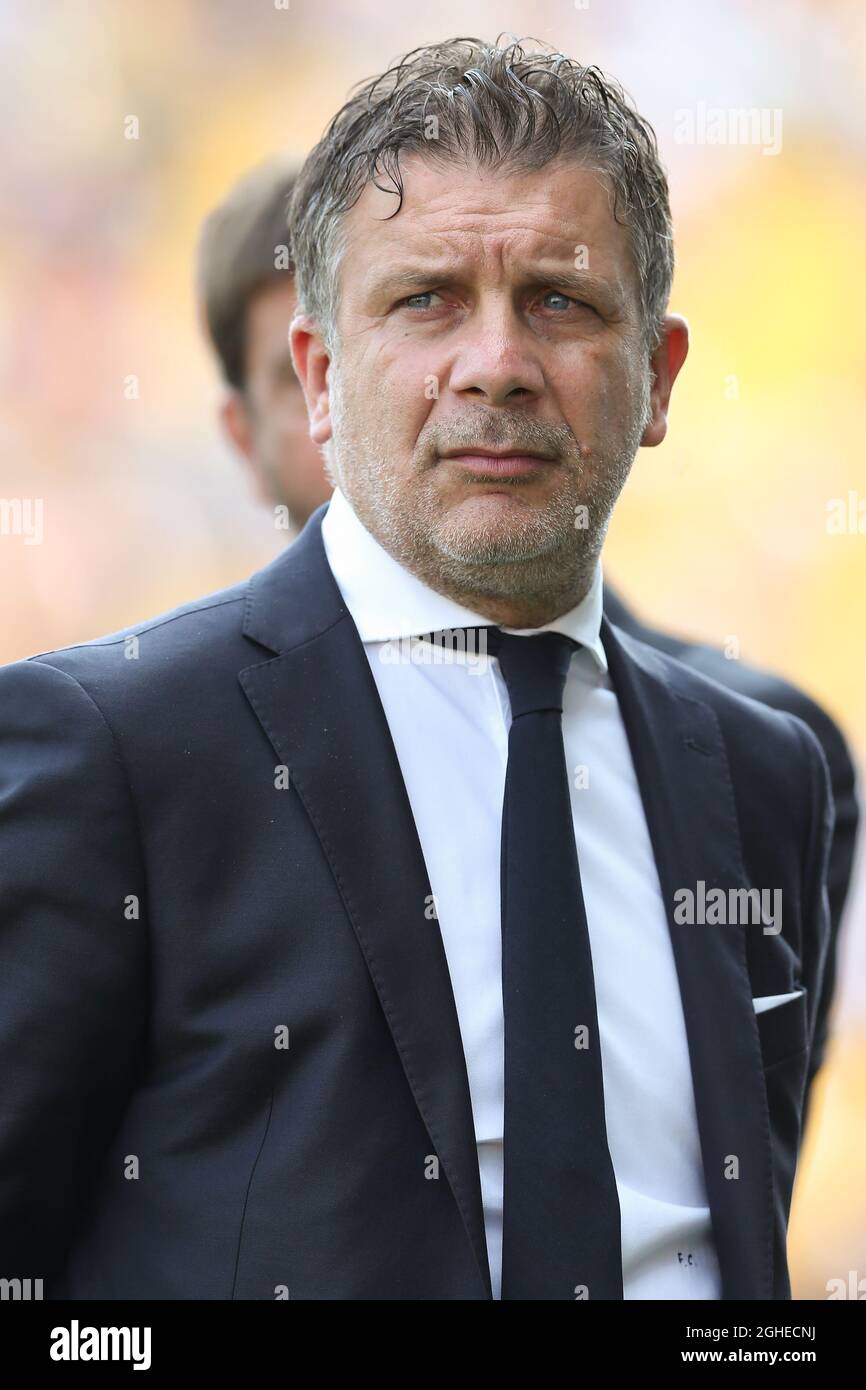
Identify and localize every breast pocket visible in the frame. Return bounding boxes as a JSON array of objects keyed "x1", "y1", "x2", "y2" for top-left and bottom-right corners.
[{"x1": 753, "y1": 987, "x2": 809, "y2": 1070}]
